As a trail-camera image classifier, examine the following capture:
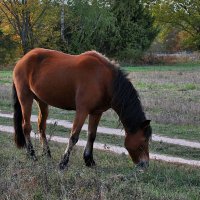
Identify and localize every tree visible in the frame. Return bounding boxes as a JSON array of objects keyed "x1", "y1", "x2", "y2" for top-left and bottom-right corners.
[
  {"x1": 60, "y1": 0, "x2": 116, "y2": 54},
  {"x1": 146, "y1": 0, "x2": 200, "y2": 50},
  {"x1": 61, "y1": 0, "x2": 158, "y2": 59},
  {"x1": 0, "y1": 0, "x2": 51, "y2": 54},
  {"x1": 0, "y1": 0, "x2": 158, "y2": 61},
  {"x1": 110, "y1": 0, "x2": 158, "y2": 60}
]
